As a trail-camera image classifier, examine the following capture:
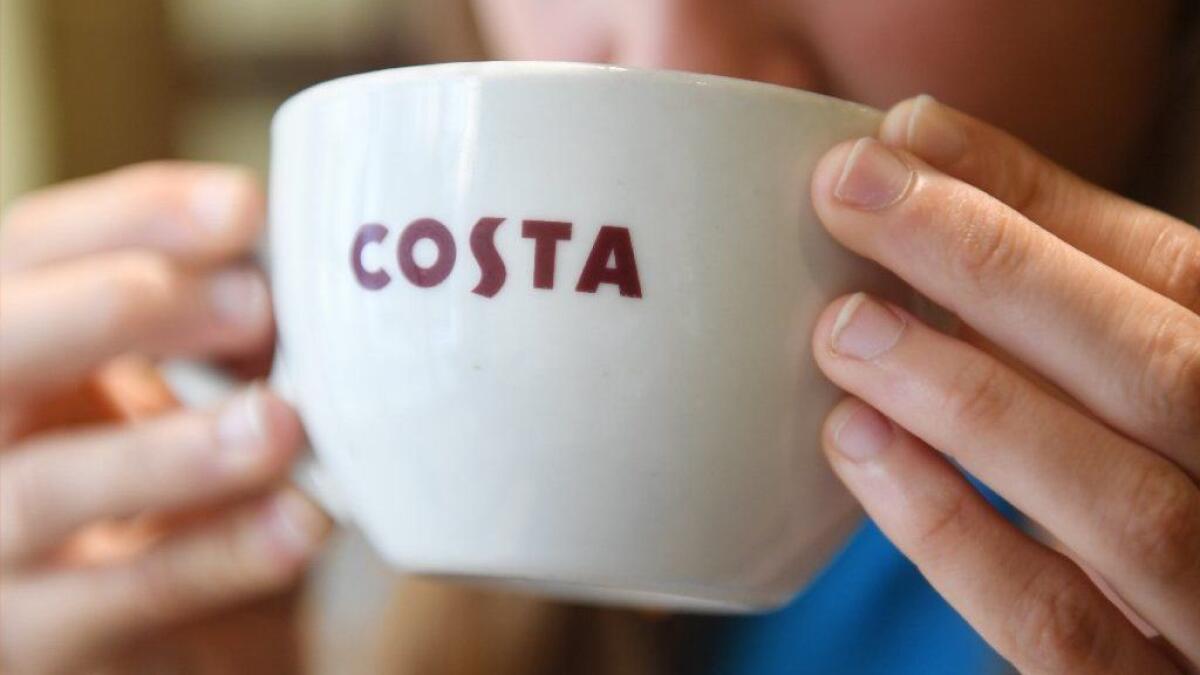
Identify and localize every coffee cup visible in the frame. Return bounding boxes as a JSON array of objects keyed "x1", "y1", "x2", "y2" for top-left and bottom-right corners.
[{"x1": 259, "y1": 61, "x2": 898, "y2": 611}]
